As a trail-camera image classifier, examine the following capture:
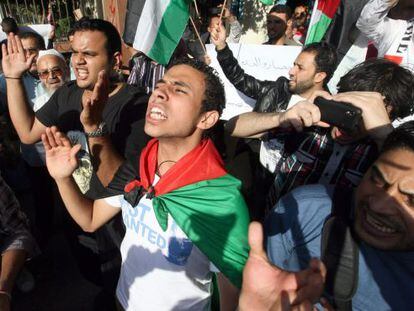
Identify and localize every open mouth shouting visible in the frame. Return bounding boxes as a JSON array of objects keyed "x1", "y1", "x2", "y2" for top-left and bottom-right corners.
[
  {"x1": 75, "y1": 67, "x2": 89, "y2": 80},
  {"x1": 148, "y1": 106, "x2": 167, "y2": 121}
]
